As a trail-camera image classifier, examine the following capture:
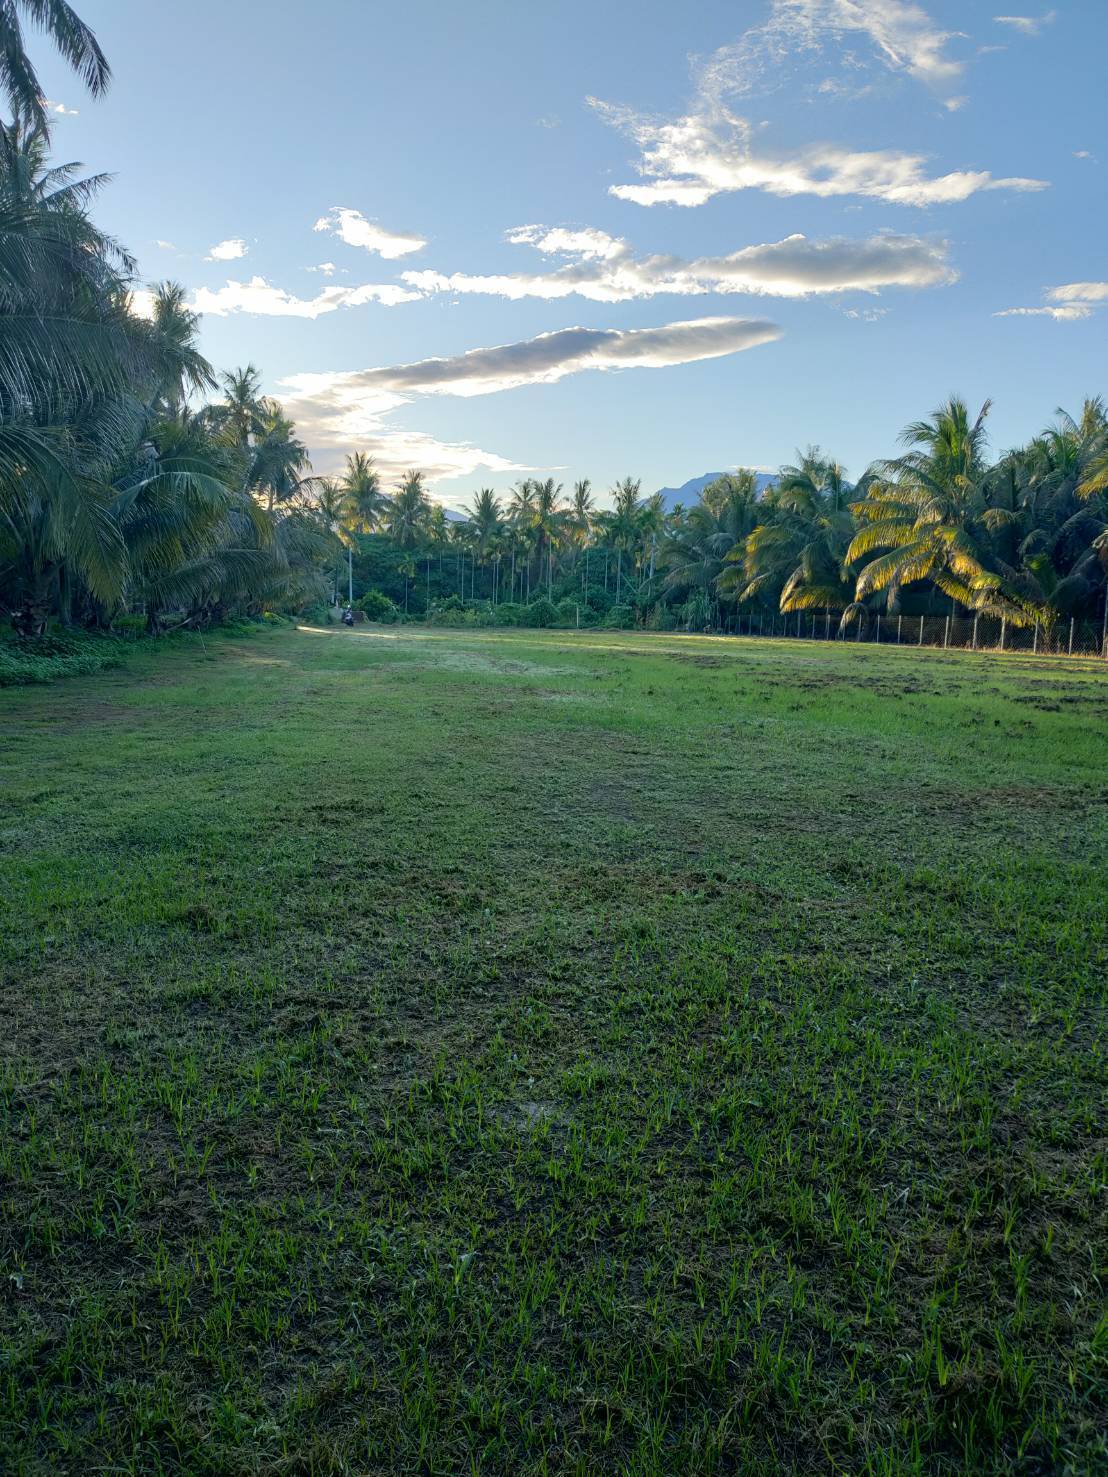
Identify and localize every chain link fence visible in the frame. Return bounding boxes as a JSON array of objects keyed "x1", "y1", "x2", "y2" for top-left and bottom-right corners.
[{"x1": 724, "y1": 609, "x2": 1108, "y2": 660}]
